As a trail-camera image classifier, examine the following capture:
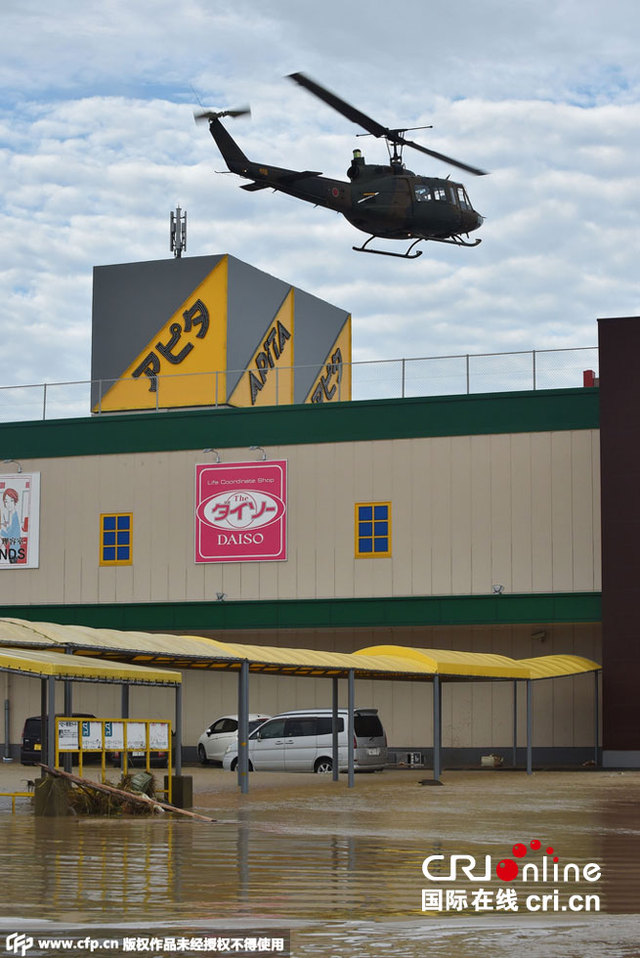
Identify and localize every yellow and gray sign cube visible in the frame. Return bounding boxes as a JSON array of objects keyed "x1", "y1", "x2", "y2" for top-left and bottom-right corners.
[{"x1": 91, "y1": 254, "x2": 351, "y2": 412}]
